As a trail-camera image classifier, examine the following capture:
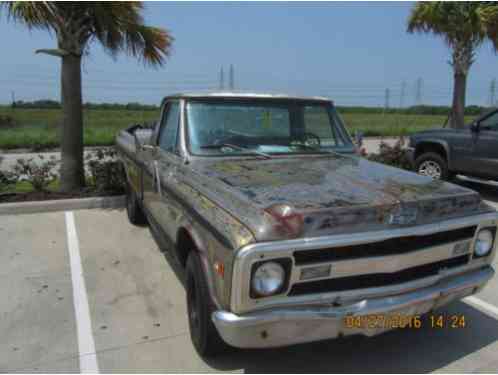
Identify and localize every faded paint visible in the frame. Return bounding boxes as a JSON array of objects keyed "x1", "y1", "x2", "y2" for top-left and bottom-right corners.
[
  {"x1": 117, "y1": 97, "x2": 491, "y2": 246},
  {"x1": 186, "y1": 154, "x2": 486, "y2": 241},
  {"x1": 116, "y1": 93, "x2": 495, "y2": 310}
]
